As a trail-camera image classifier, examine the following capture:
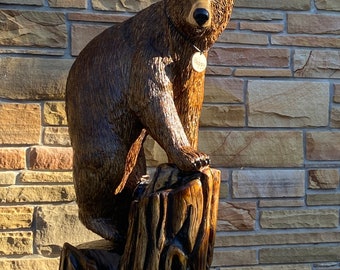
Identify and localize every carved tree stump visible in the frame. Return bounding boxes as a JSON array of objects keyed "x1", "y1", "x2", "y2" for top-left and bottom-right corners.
[
  {"x1": 120, "y1": 164, "x2": 220, "y2": 270},
  {"x1": 59, "y1": 164, "x2": 220, "y2": 270}
]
